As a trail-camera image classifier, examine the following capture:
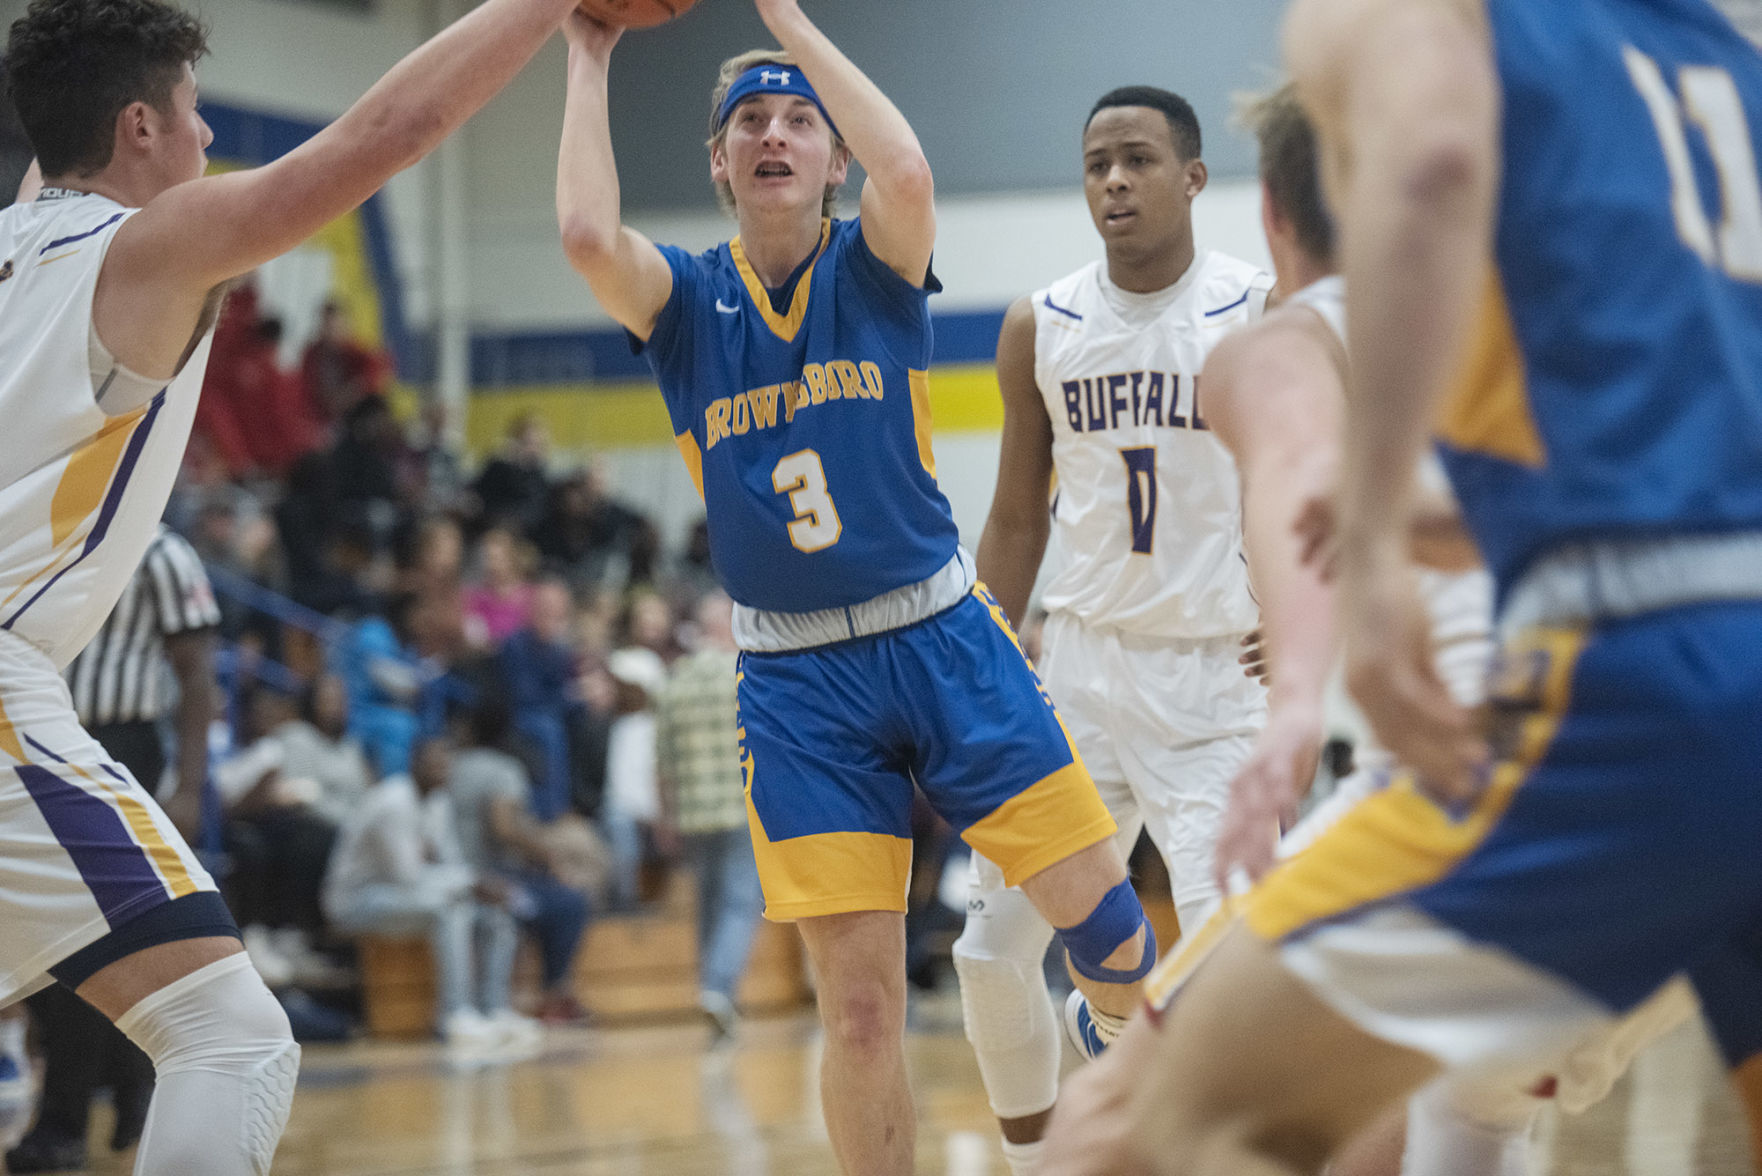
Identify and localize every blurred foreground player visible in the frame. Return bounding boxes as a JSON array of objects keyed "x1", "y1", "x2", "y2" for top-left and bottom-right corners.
[
  {"x1": 1042, "y1": 0, "x2": 1762, "y2": 1172},
  {"x1": 0, "y1": 0, "x2": 578, "y2": 1170},
  {"x1": 555, "y1": 3, "x2": 1154, "y2": 1171}
]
